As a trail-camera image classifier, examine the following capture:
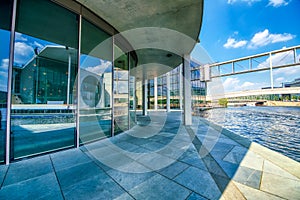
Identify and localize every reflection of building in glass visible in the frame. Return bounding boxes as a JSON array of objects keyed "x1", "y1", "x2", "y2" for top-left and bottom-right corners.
[{"x1": 13, "y1": 46, "x2": 78, "y2": 104}]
